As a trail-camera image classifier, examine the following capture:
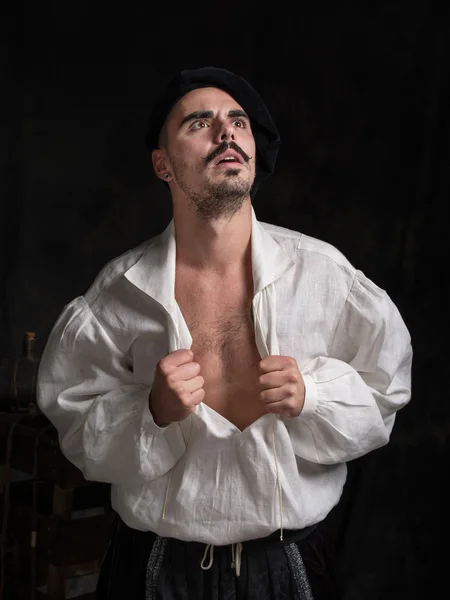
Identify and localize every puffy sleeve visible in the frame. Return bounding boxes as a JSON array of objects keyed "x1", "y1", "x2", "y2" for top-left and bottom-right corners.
[
  {"x1": 284, "y1": 271, "x2": 412, "y2": 464},
  {"x1": 37, "y1": 297, "x2": 187, "y2": 484}
]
